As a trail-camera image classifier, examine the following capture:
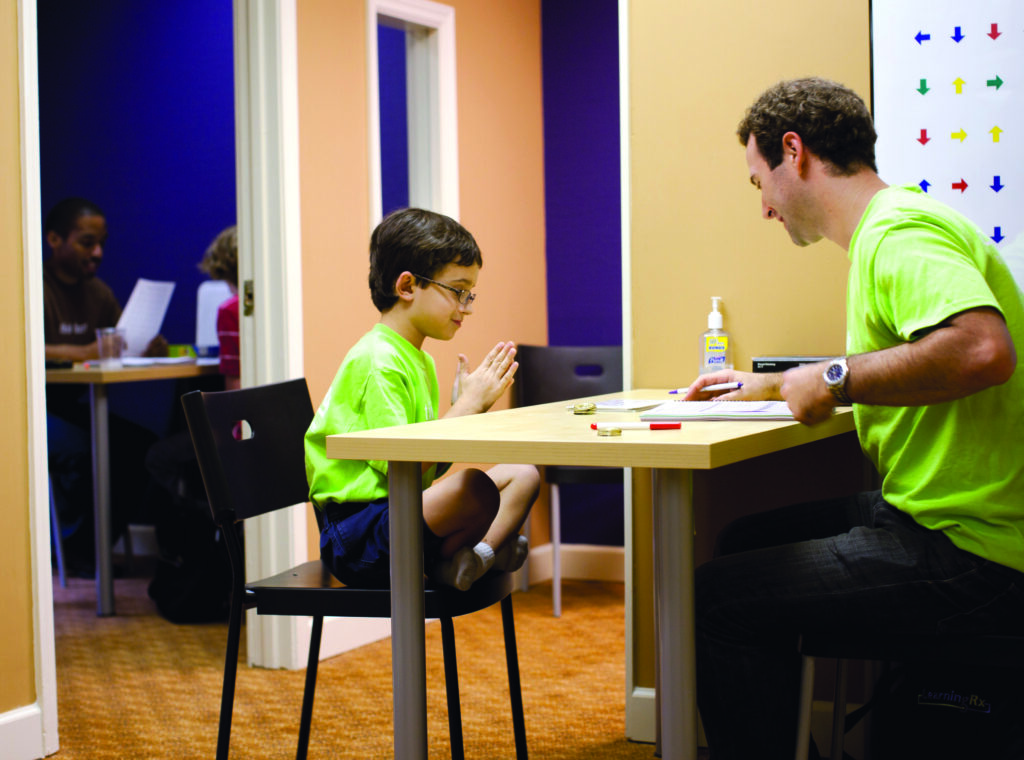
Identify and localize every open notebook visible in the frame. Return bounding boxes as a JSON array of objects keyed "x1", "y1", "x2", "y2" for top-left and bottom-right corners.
[{"x1": 640, "y1": 400, "x2": 794, "y2": 421}]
